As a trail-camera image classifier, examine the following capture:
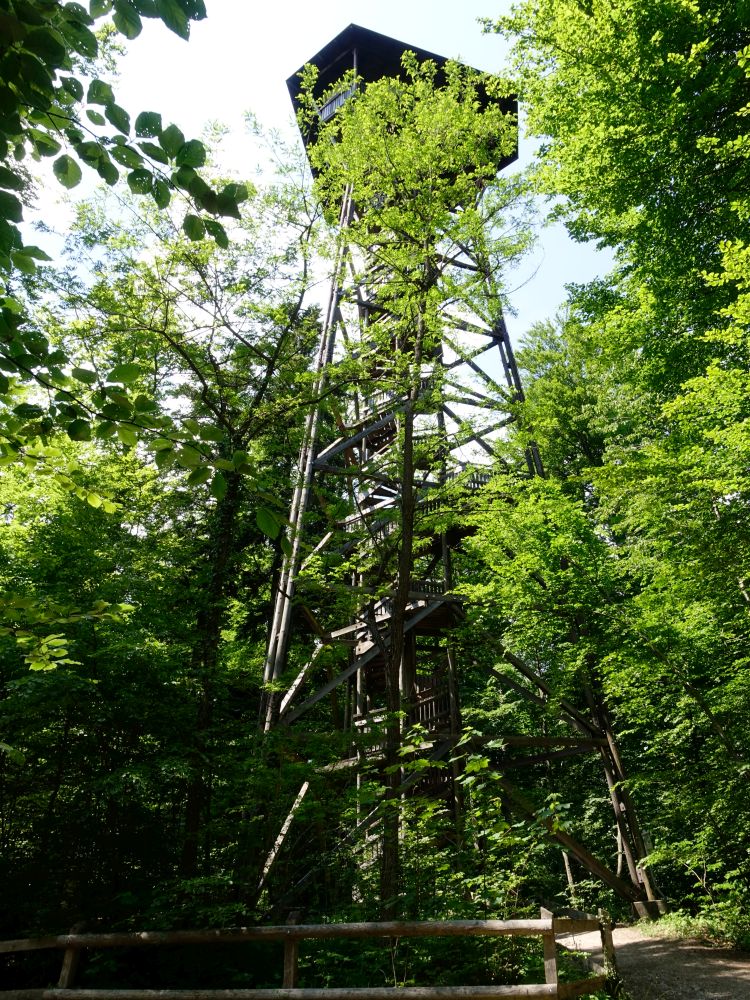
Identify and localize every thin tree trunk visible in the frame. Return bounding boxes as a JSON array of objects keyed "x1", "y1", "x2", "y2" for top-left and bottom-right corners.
[
  {"x1": 181, "y1": 471, "x2": 243, "y2": 877},
  {"x1": 380, "y1": 306, "x2": 425, "y2": 919}
]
